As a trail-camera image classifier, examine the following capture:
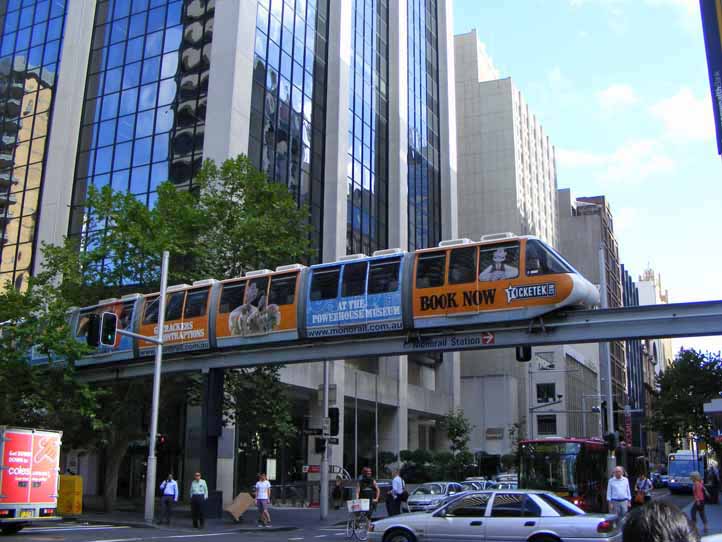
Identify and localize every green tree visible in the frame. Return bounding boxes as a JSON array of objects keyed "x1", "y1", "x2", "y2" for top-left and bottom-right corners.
[
  {"x1": 0, "y1": 258, "x2": 101, "y2": 448},
  {"x1": 443, "y1": 407, "x2": 474, "y2": 454},
  {"x1": 648, "y1": 349, "x2": 722, "y2": 455},
  {"x1": 5, "y1": 155, "x2": 312, "y2": 510}
]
